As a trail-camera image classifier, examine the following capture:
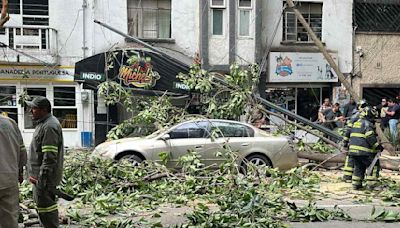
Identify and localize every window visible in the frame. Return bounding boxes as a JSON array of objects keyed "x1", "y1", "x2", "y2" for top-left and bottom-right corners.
[
  {"x1": 169, "y1": 121, "x2": 209, "y2": 139},
  {"x1": 0, "y1": 86, "x2": 17, "y2": 123},
  {"x1": 212, "y1": 9, "x2": 223, "y2": 35},
  {"x1": 283, "y1": 2, "x2": 322, "y2": 42},
  {"x1": 355, "y1": 1, "x2": 400, "y2": 33},
  {"x1": 211, "y1": 0, "x2": 225, "y2": 8},
  {"x1": 238, "y1": 0, "x2": 252, "y2": 8},
  {"x1": 2, "y1": 0, "x2": 21, "y2": 14},
  {"x1": 239, "y1": 10, "x2": 250, "y2": 36},
  {"x1": 53, "y1": 87, "x2": 77, "y2": 129},
  {"x1": 210, "y1": 121, "x2": 254, "y2": 138},
  {"x1": 127, "y1": 0, "x2": 171, "y2": 39},
  {"x1": 24, "y1": 87, "x2": 46, "y2": 129}
]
